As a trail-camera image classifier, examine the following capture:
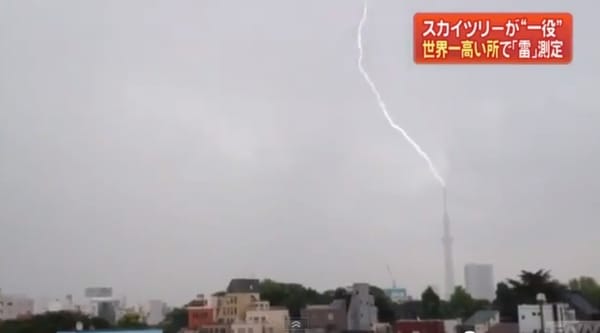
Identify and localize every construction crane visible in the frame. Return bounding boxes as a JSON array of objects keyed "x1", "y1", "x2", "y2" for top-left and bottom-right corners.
[{"x1": 386, "y1": 264, "x2": 397, "y2": 289}]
